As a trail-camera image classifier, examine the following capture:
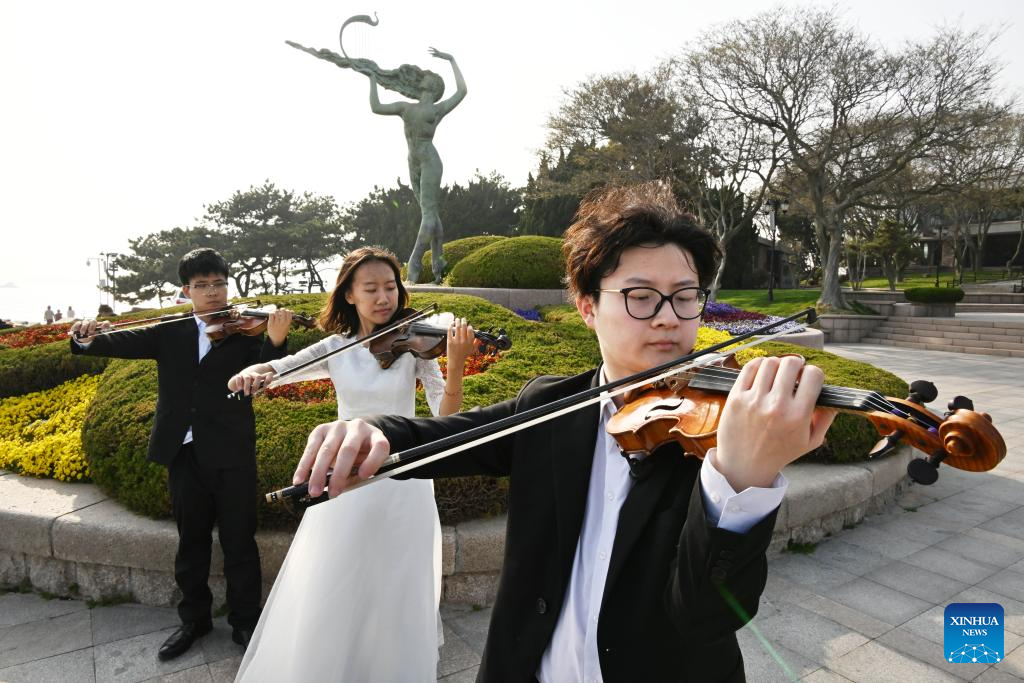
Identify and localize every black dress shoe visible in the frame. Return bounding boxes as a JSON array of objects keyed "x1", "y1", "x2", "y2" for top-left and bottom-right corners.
[
  {"x1": 232, "y1": 627, "x2": 253, "y2": 650},
  {"x1": 158, "y1": 621, "x2": 213, "y2": 661}
]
